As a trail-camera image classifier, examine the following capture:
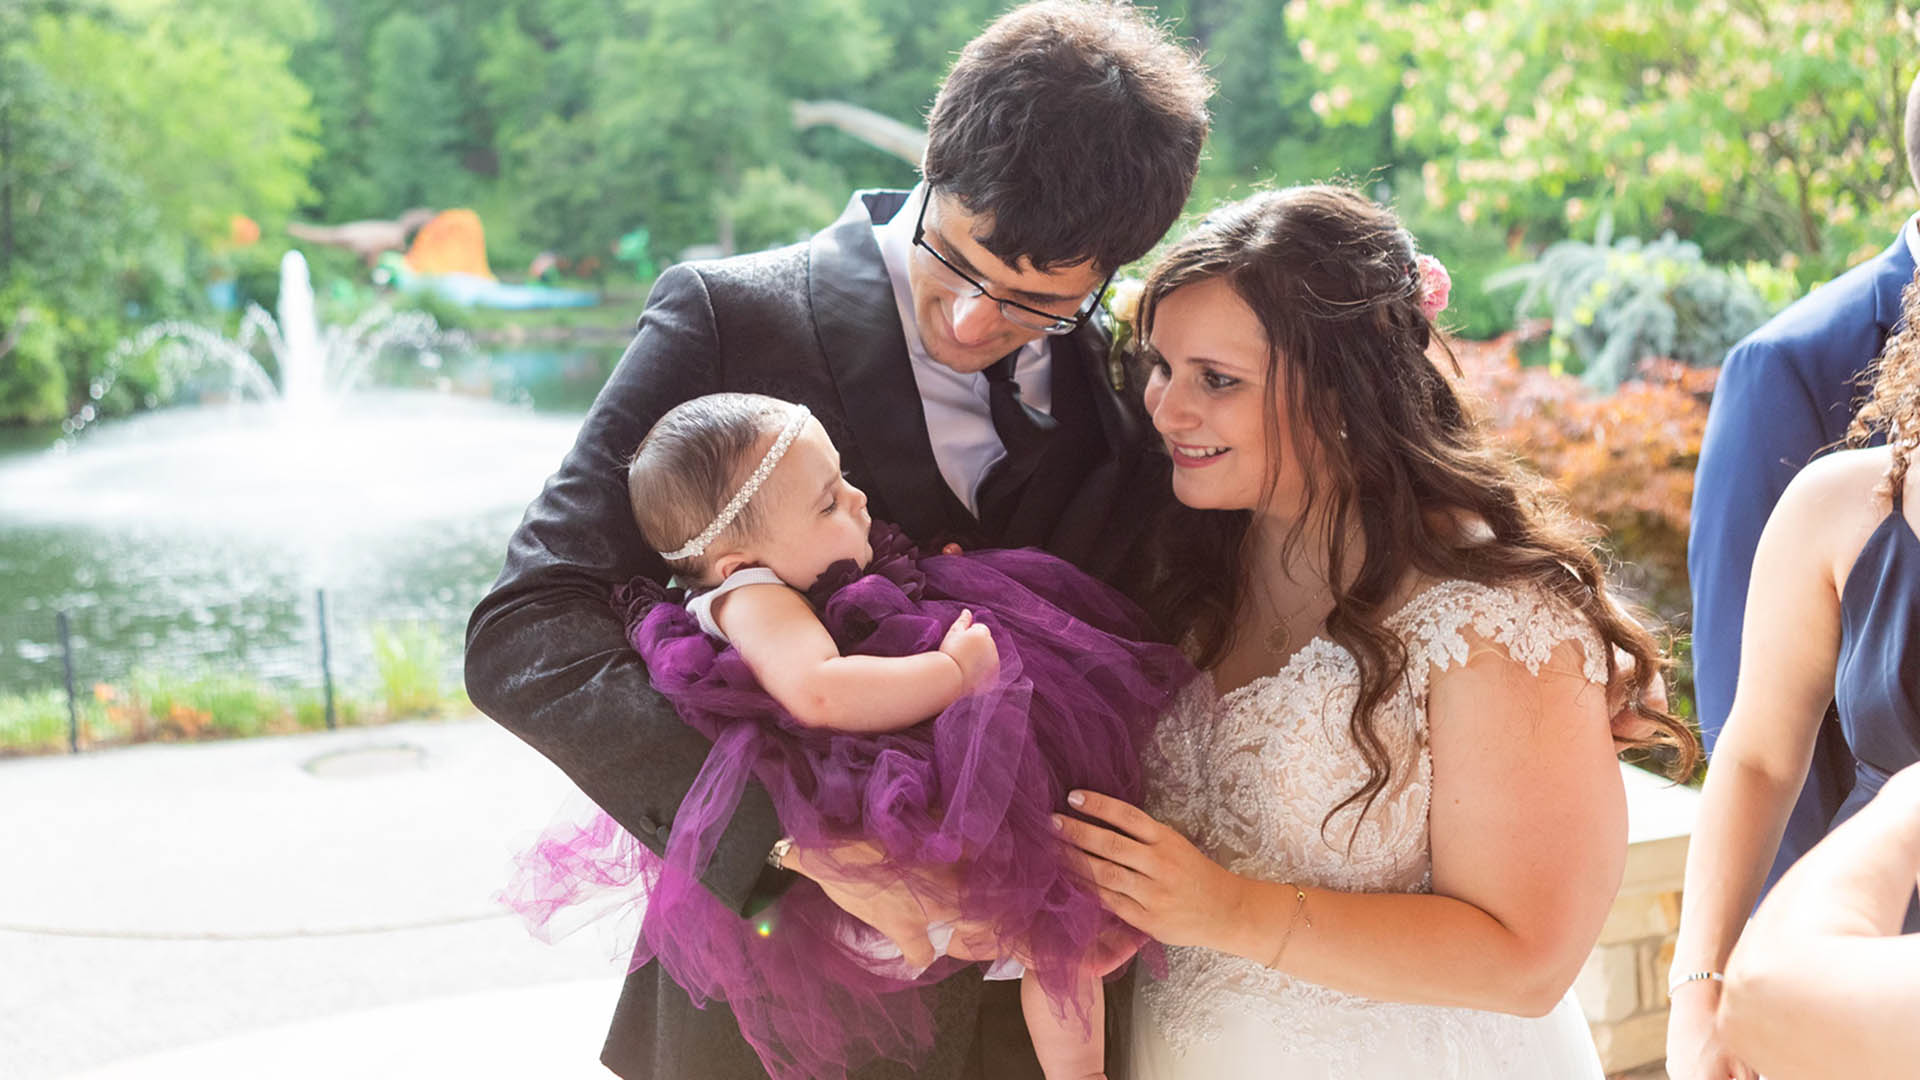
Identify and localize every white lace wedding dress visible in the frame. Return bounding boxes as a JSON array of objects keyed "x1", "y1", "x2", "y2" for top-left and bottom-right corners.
[{"x1": 1130, "y1": 581, "x2": 1608, "y2": 1079}]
